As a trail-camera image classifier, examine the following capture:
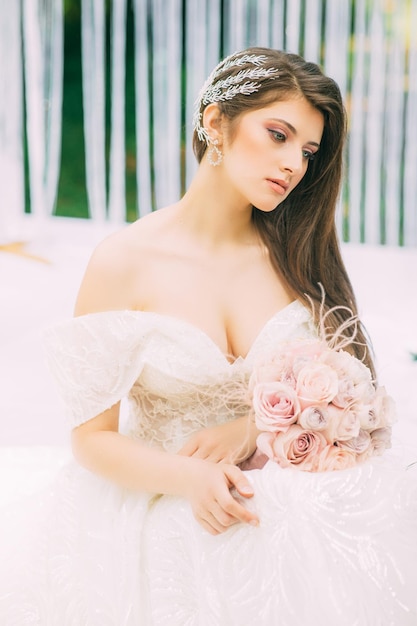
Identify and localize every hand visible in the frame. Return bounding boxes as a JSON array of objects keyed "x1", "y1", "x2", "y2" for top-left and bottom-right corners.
[
  {"x1": 184, "y1": 458, "x2": 259, "y2": 535},
  {"x1": 178, "y1": 417, "x2": 258, "y2": 464}
]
